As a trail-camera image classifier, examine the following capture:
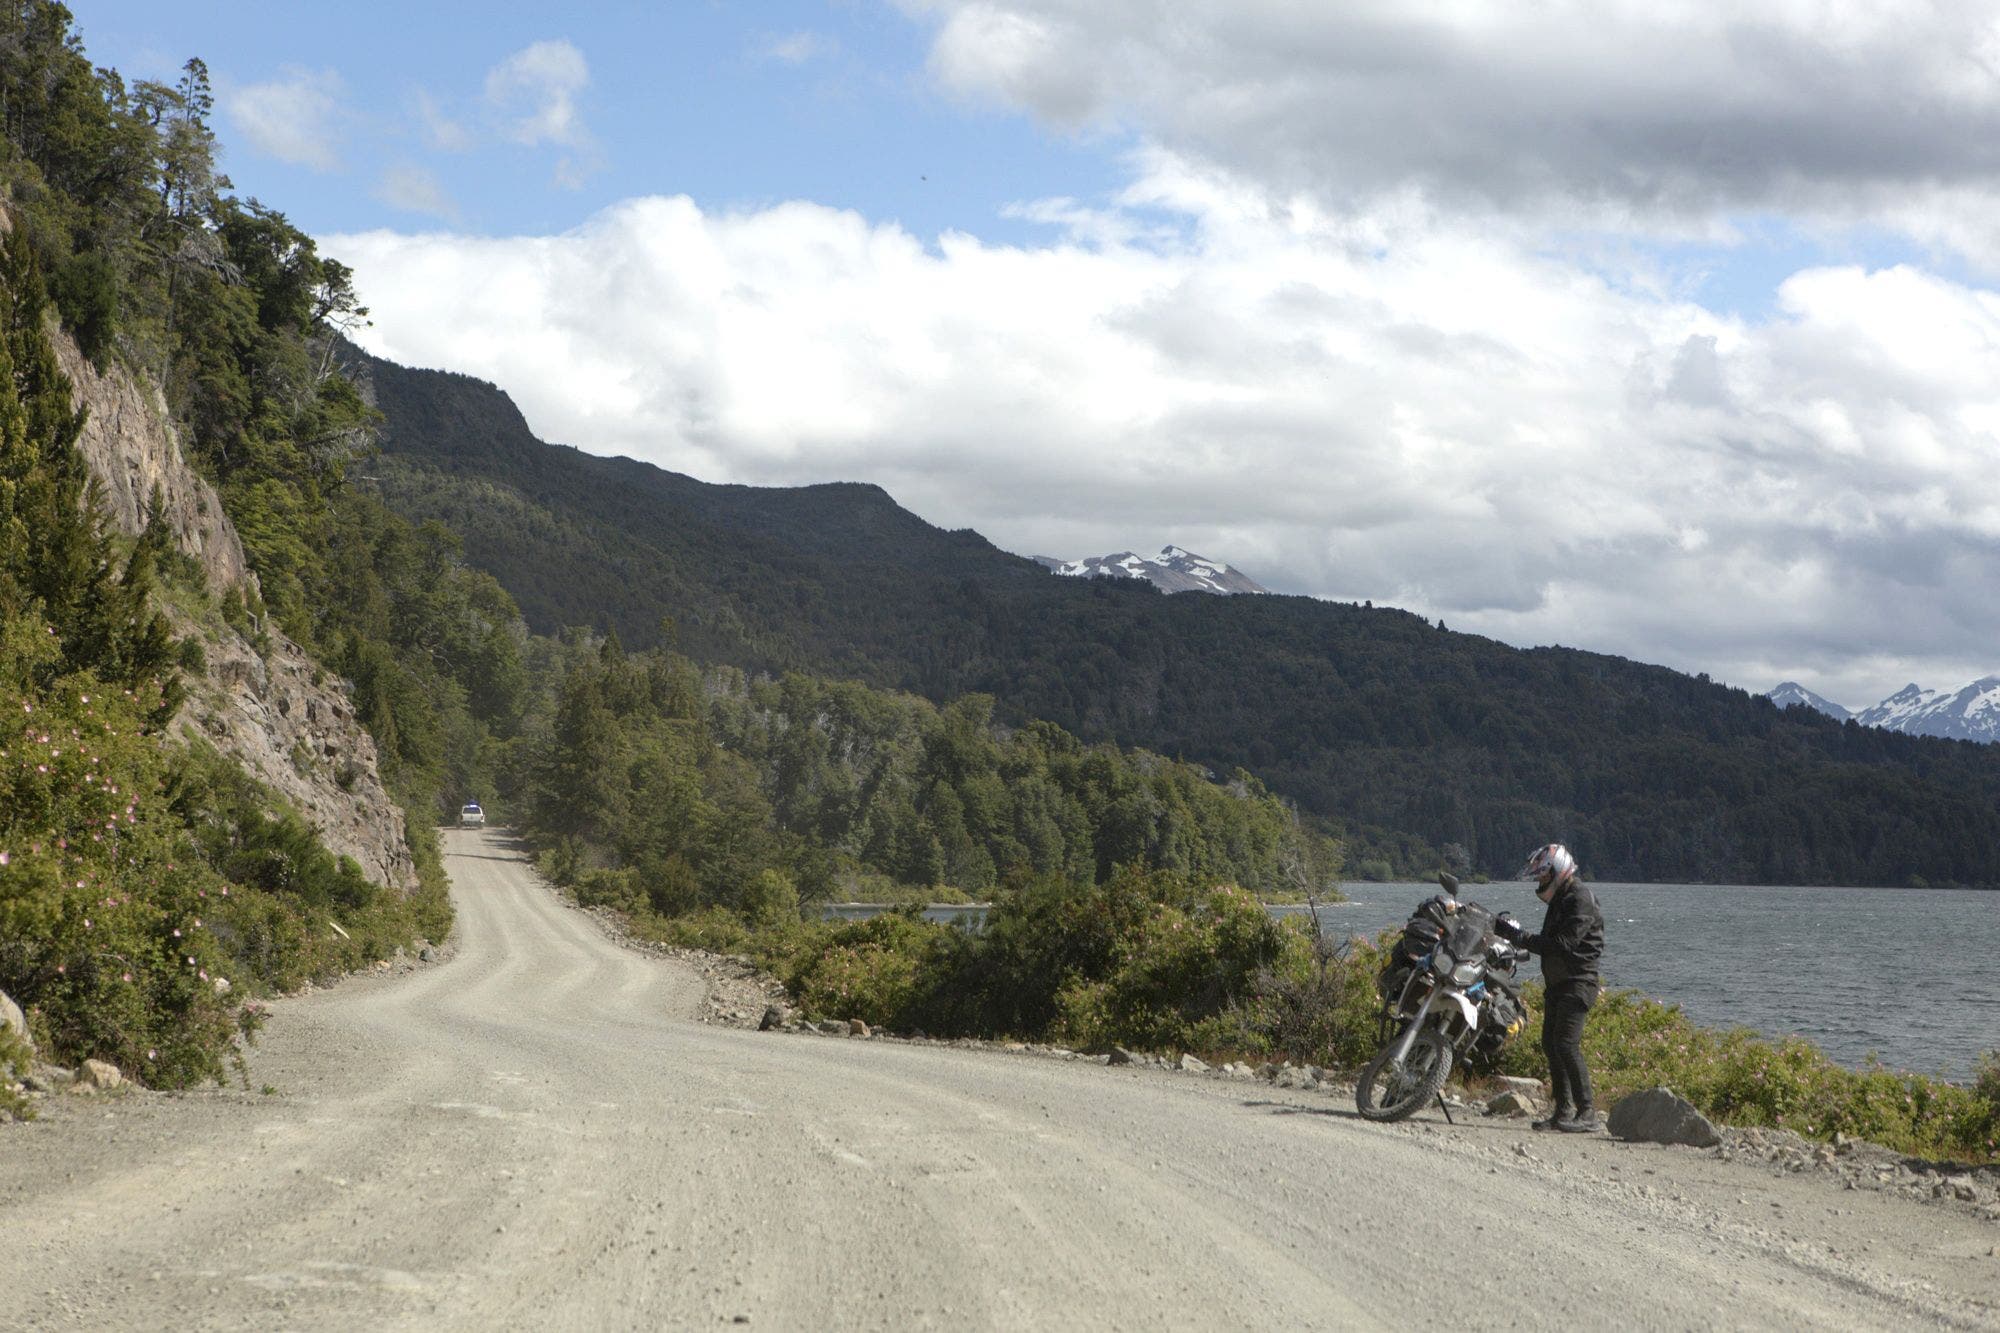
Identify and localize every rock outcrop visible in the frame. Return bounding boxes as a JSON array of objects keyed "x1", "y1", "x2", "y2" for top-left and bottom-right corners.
[
  {"x1": 176, "y1": 618, "x2": 418, "y2": 892},
  {"x1": 52, "y1": 336, "x2": 252, "y2": 595},
  {"x1": 0, "y1": 989, "x2": 30, "y2": 1057},
  {"x1": 51, "y1": 322, "x2": 418, "y2": 893}
]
